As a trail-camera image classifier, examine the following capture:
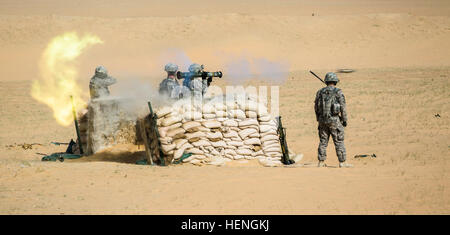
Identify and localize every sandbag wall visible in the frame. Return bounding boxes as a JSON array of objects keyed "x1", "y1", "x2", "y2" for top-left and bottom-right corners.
[{"x1": 145, "y1": 96, "x2": 284, "y2": 166}]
